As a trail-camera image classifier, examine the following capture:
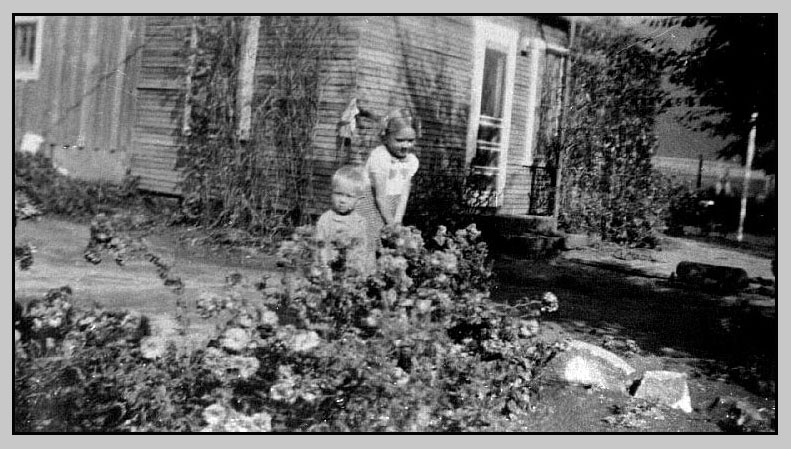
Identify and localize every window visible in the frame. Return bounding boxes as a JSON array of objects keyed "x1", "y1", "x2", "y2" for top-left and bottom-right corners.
[
  {"x1": 522, "y1": 38, "x2": 568, "y2": 166},
  {"x1": 15, "y1": 16, "x2": 44, "y2": 81},
  {"x1": 466, "y1": 19, "x2": 518, "y2": 207}
]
